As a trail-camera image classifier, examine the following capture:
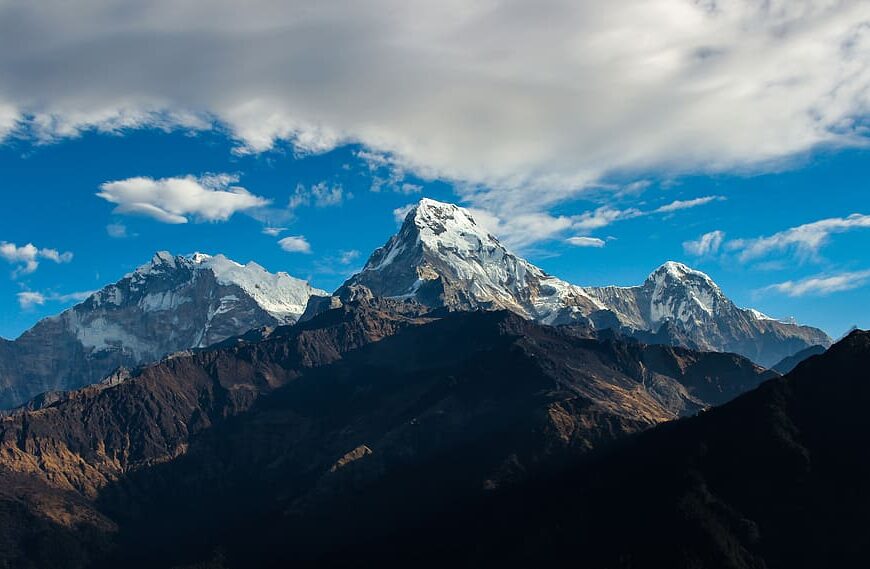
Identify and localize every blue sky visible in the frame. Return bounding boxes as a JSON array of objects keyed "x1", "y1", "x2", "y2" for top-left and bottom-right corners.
[
  {"x1": 0, "y1": 128, "x2": 867, "y2": 340},
  {"x1": 0, "y1": 1, "x2": 868, "y2": 340}
]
